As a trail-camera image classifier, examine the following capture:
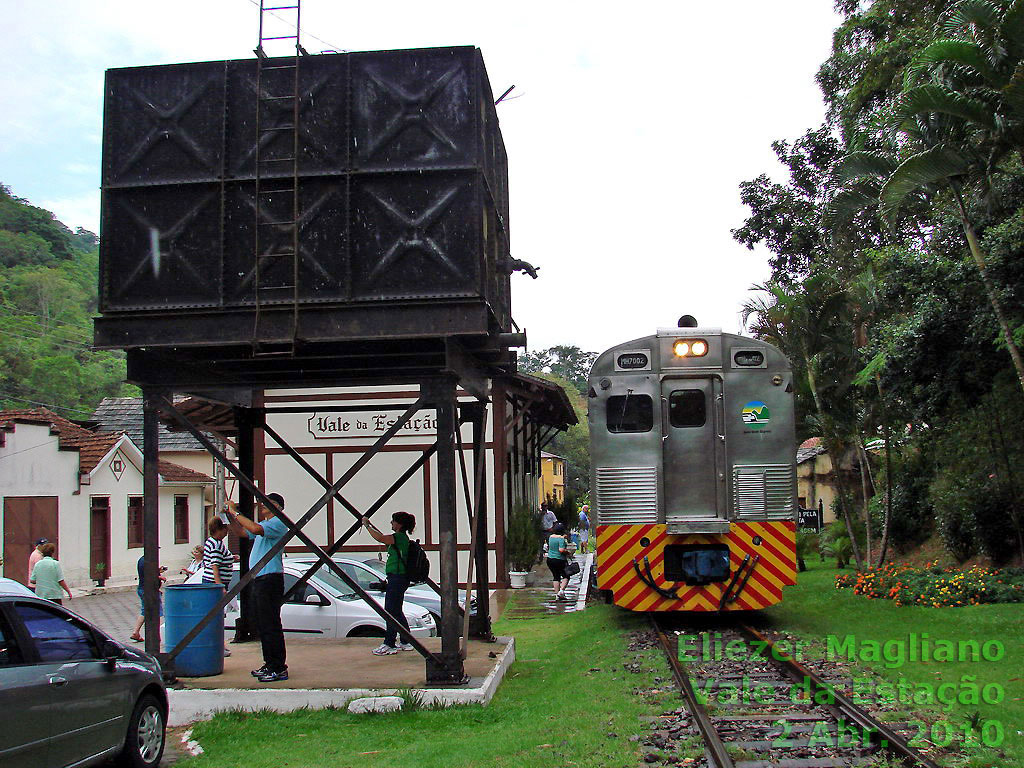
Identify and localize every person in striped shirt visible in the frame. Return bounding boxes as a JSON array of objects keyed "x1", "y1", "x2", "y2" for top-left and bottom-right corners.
[
  {"x1": 202, "y1": 516, "x2": 237, "y2": 658},
  {"x1": 202, "y1": 517, "x2": 235, "y2": 586}
]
